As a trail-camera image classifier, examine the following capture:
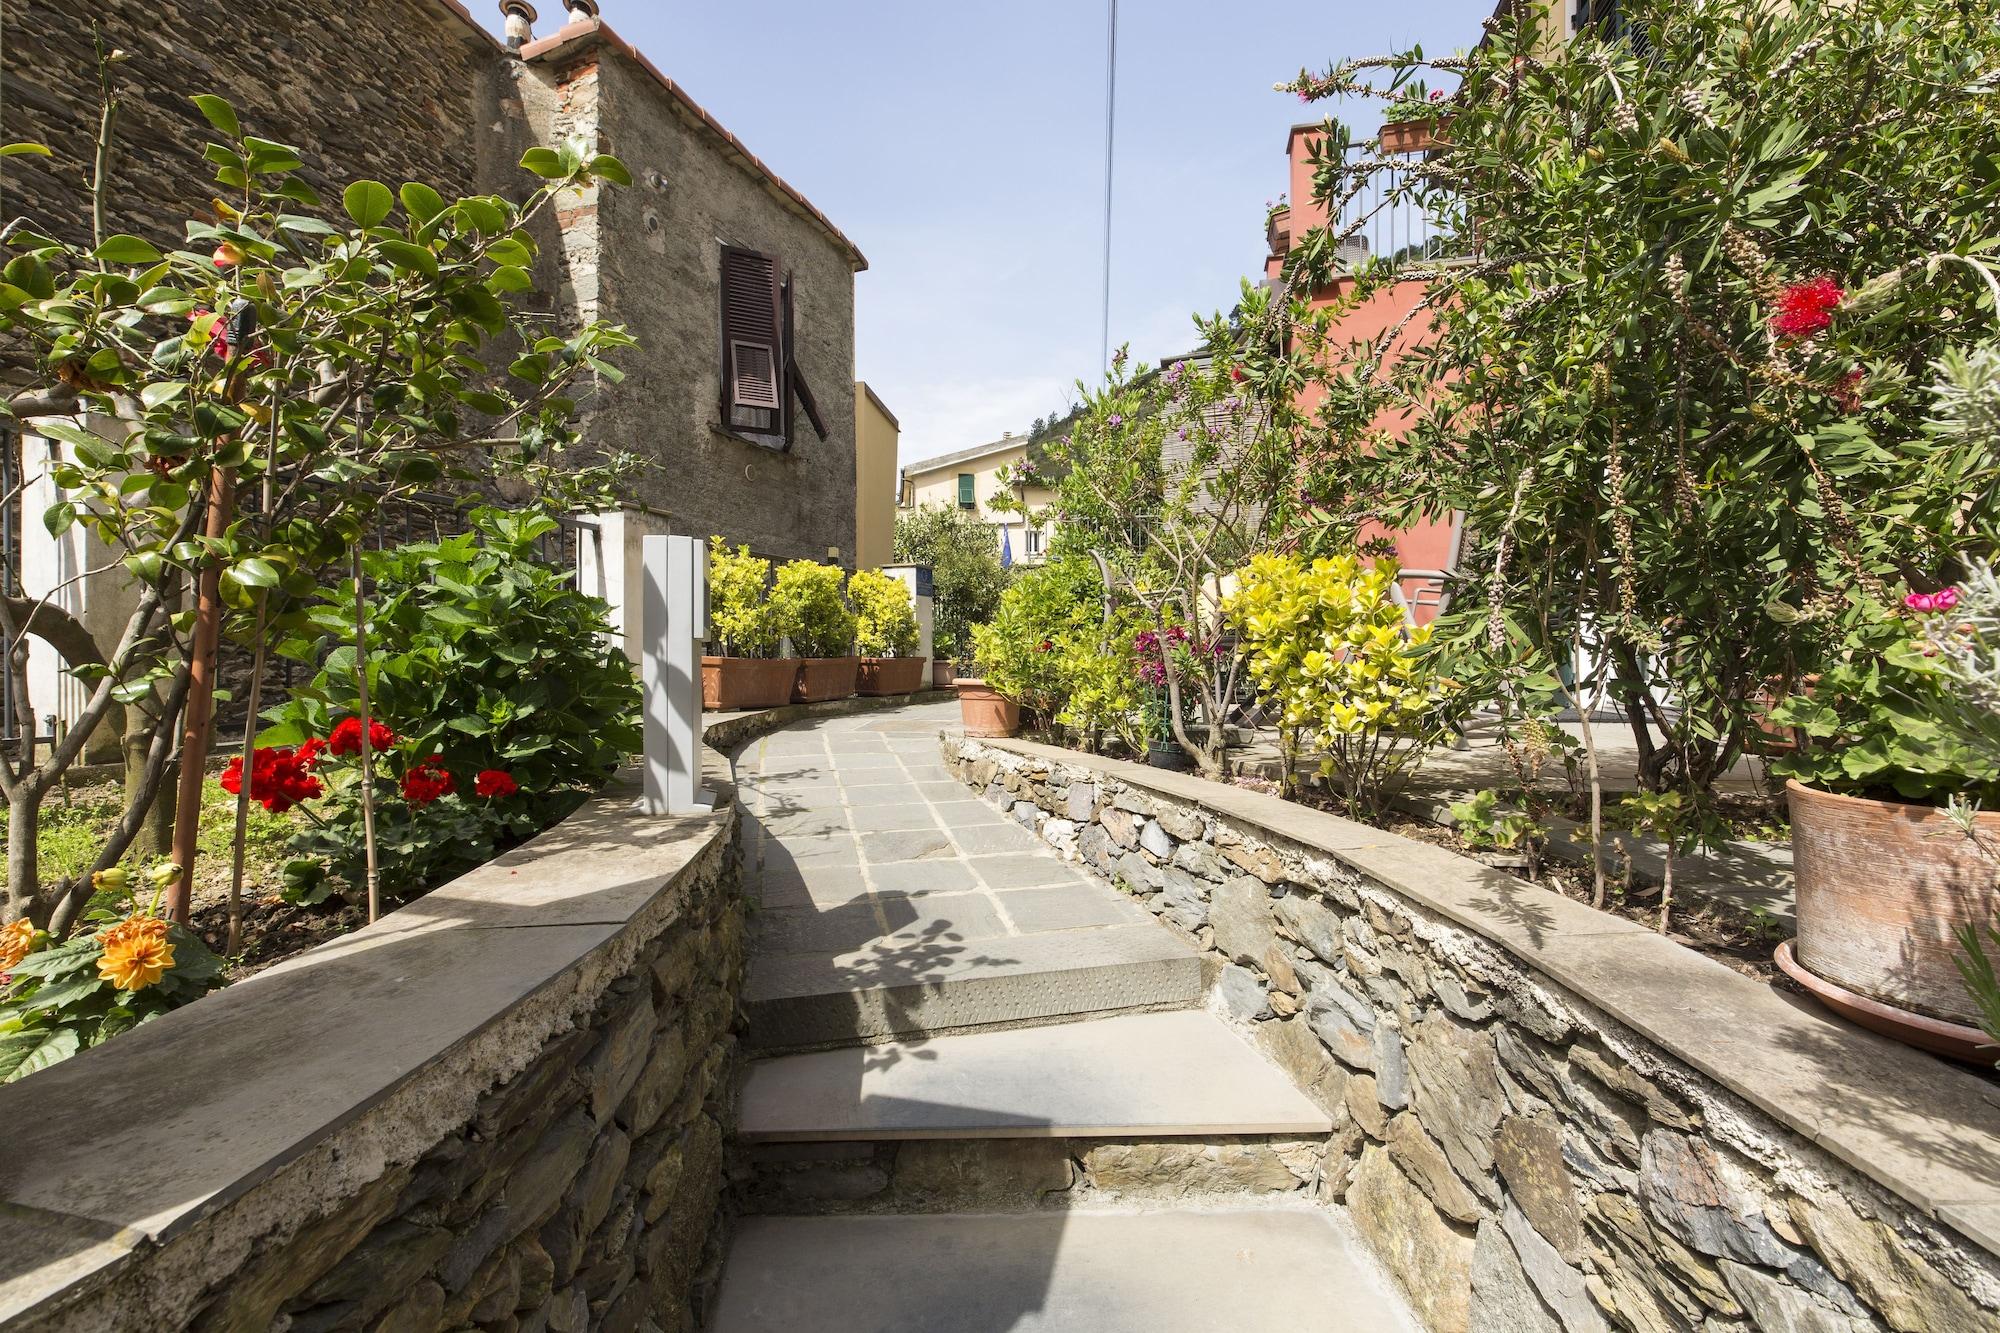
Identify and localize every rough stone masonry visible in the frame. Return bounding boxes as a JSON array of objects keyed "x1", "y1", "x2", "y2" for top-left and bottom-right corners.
[{"x1": 945, "y1": 735, "x2": 2000, "y2": 1333}]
